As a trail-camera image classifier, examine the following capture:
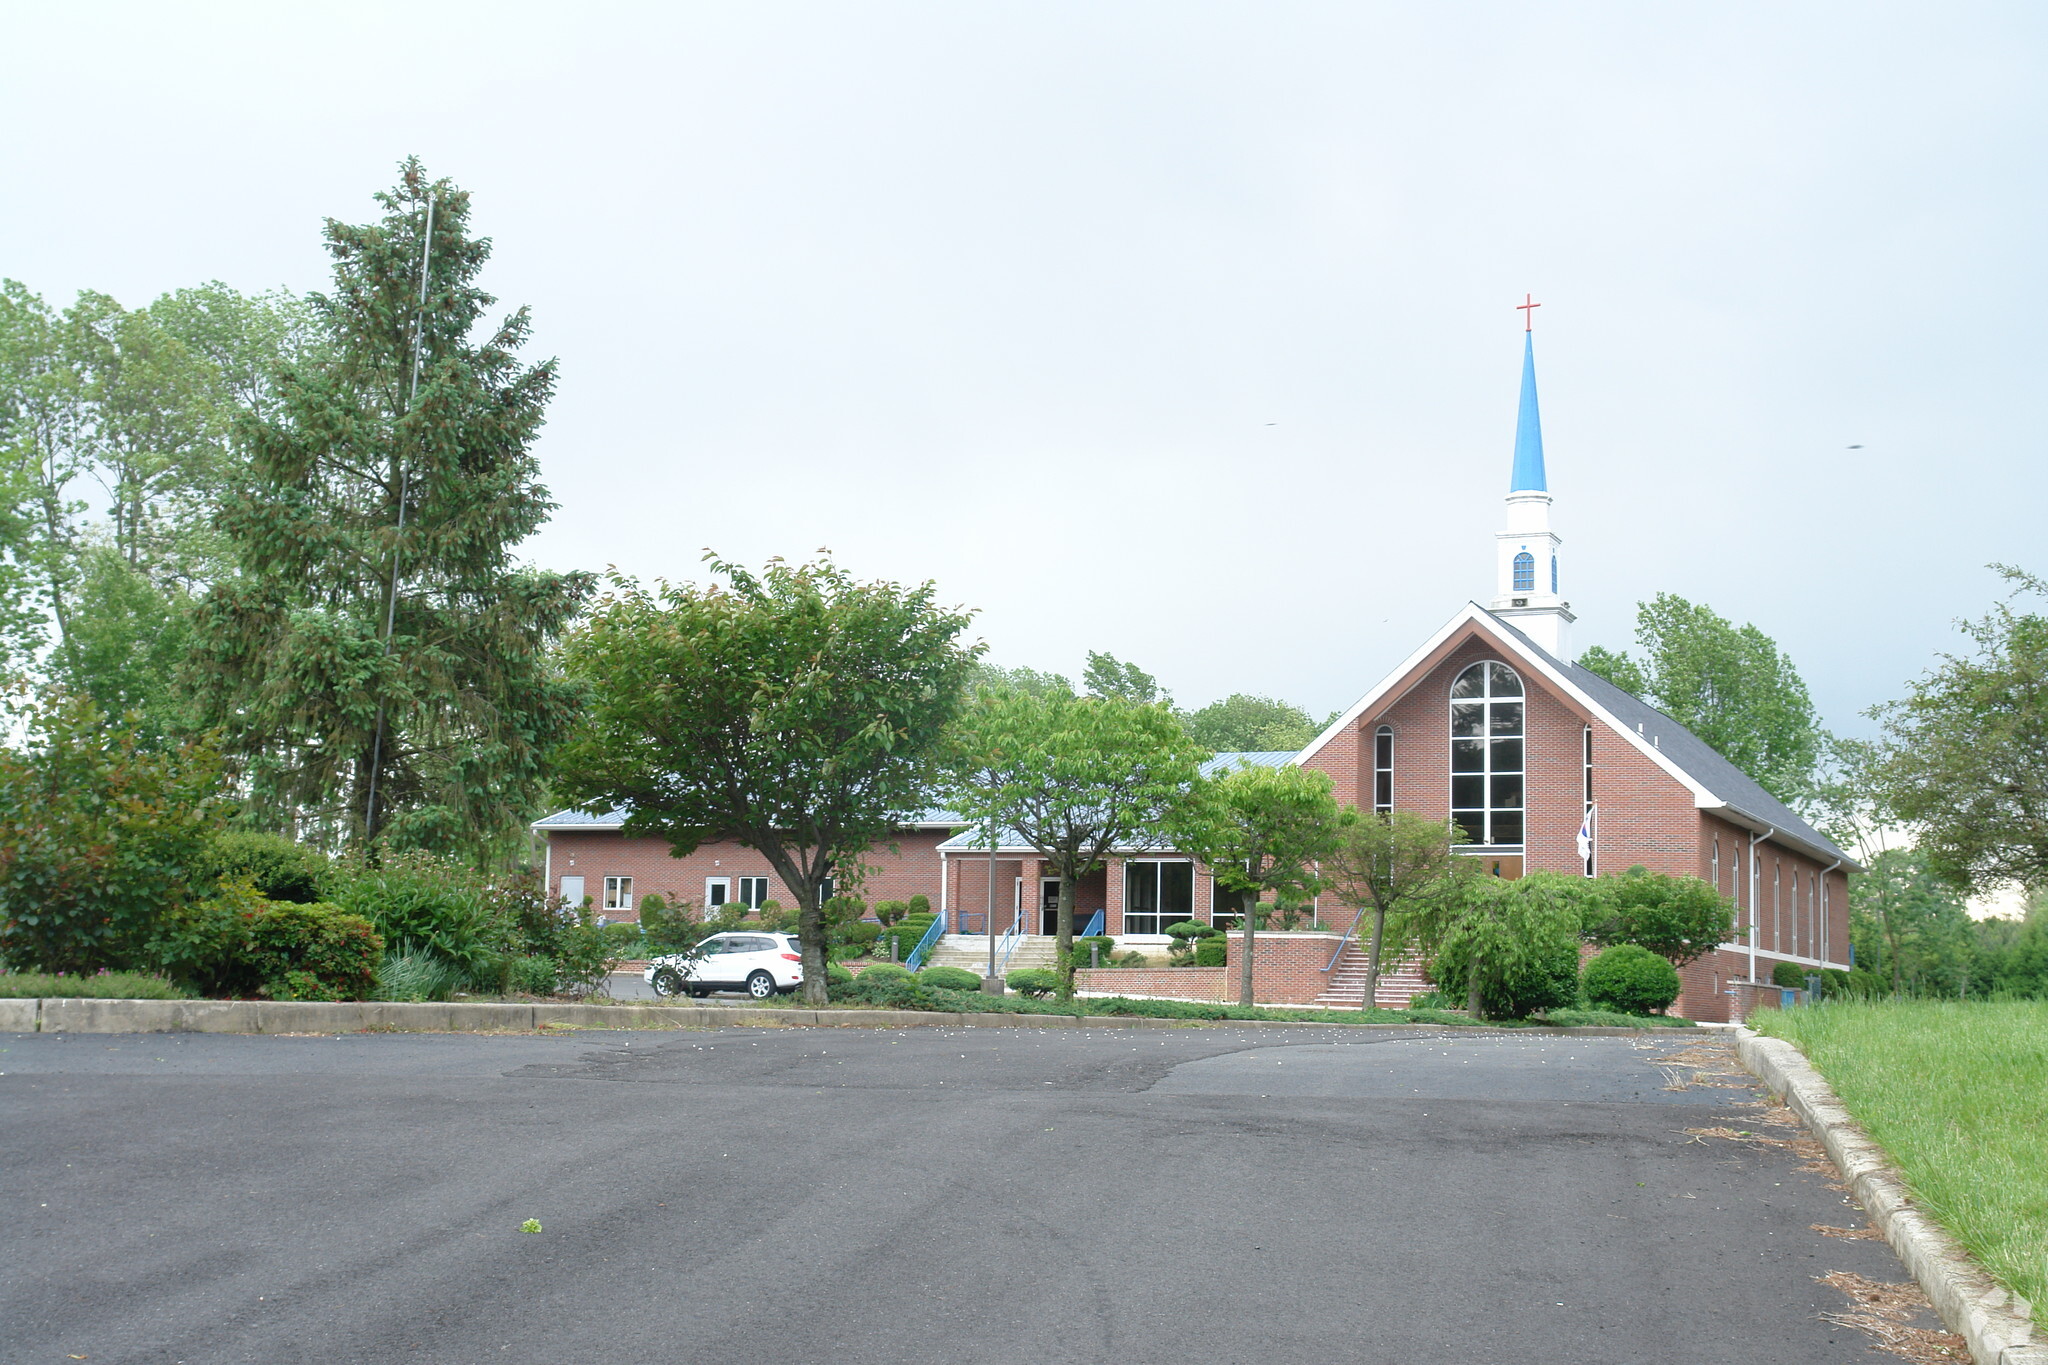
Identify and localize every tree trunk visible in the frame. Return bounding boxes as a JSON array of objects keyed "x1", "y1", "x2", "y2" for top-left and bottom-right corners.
[
  {"x1": 1055, "y1": 867, "x2": 1076, "y2": 1001},
  {"x1": 1238, "y1": 888, "x2": 1256, "y2": 1008},
  {"x1": 1363, "y1": 906, "x2": 1387, "y2": 1009},
  {"x1": 797, "y1": 874, "x2": 829, "y2": 1007},
  {"x1": 1465, "y1": 949, "x2": 1486, "y2": 1019}
]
